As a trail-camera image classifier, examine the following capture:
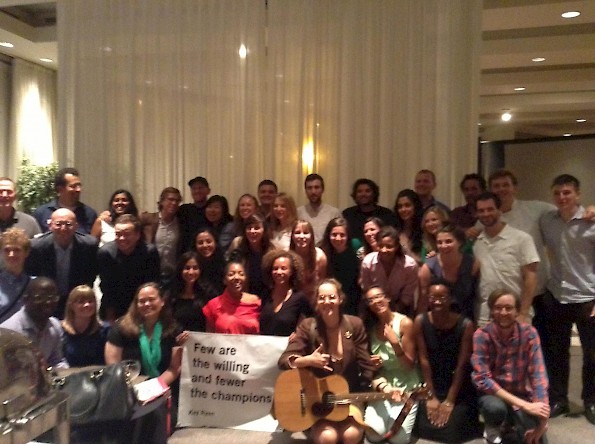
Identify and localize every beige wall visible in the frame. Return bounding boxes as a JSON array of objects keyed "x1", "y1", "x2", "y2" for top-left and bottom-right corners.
[{"x1": 504, "y1": 137, "x2": 595, "y2": 206}]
